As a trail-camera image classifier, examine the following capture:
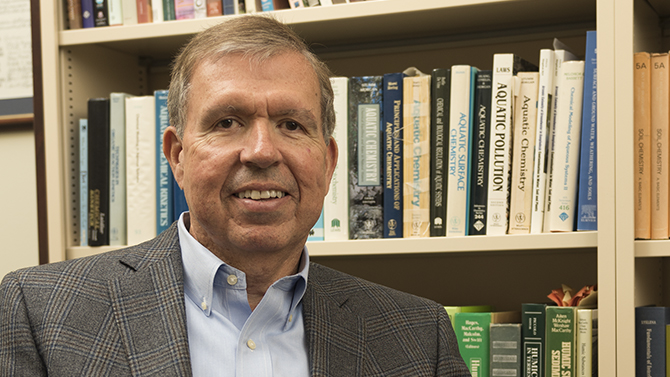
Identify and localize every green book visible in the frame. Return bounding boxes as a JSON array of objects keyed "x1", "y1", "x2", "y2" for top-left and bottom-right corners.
[
  {"x1": 454, "y1": 311, "x2": 520, "y2": 377},
  {"x1": 444, "y1": 305, "x2": 494, "y2": 324},
  {"x1": 545, "y1": 306, "x2": 576, "y2": 377}
]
